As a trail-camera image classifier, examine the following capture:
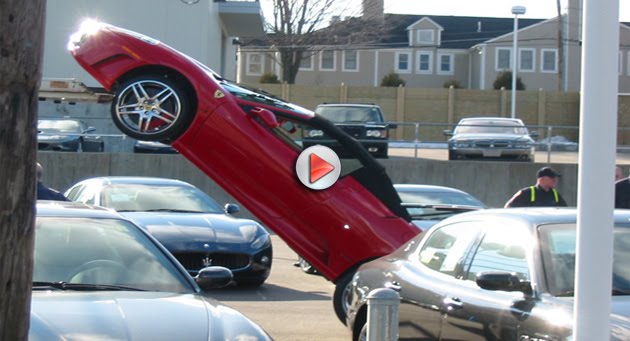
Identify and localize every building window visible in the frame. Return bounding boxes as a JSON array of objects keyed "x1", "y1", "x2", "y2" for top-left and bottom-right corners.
[
  {"x1": 541, "y1": 49, "x2": 557, "y2": 73},
  {"x1": 343, "y1": 50, "x2": 359, "y2": 72},
  {"x1": 496, "y1": 48, "x2": 511, "y2": 70},
  {"x1": 416, "y1": 51, "x2": 433, "y2": 74},
  {"x1": 519, "y1": 48, "x2": 535, "y2": 72},
  {"x1": 246, "y1": 53, "x2": 263, "y2": 76},
  {"x1": 437, "y1": 53, "x2": 454, "y2": 75},
  {"x1": 395, "y1": 52, "x2": 411, "y2": 73},
  {"x1": 320, "y1": 50, "x2": 336, "y2": 71},
  {"x1": 416, "y1": 29, "x2": 434, "y2": 44},
  {"x1": 300, "y1": 54, "x2": 313, "y2": 71}
]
